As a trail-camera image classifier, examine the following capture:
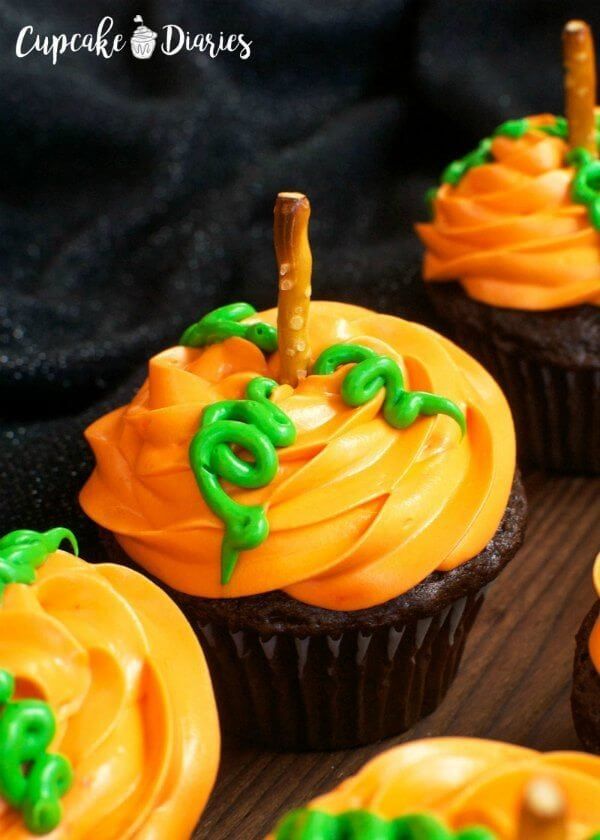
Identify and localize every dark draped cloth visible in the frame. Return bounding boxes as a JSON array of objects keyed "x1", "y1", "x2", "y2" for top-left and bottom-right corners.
[{"x1": 0, "y1": 0, "x2": 589, "y2": 552}]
